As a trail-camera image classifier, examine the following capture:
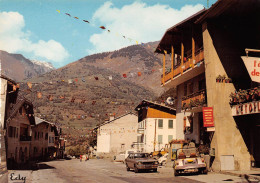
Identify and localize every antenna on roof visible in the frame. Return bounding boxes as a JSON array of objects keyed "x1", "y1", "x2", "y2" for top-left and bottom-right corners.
[{"x1": 207, "y1": 0, "x2": 209, "y2": 8}]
